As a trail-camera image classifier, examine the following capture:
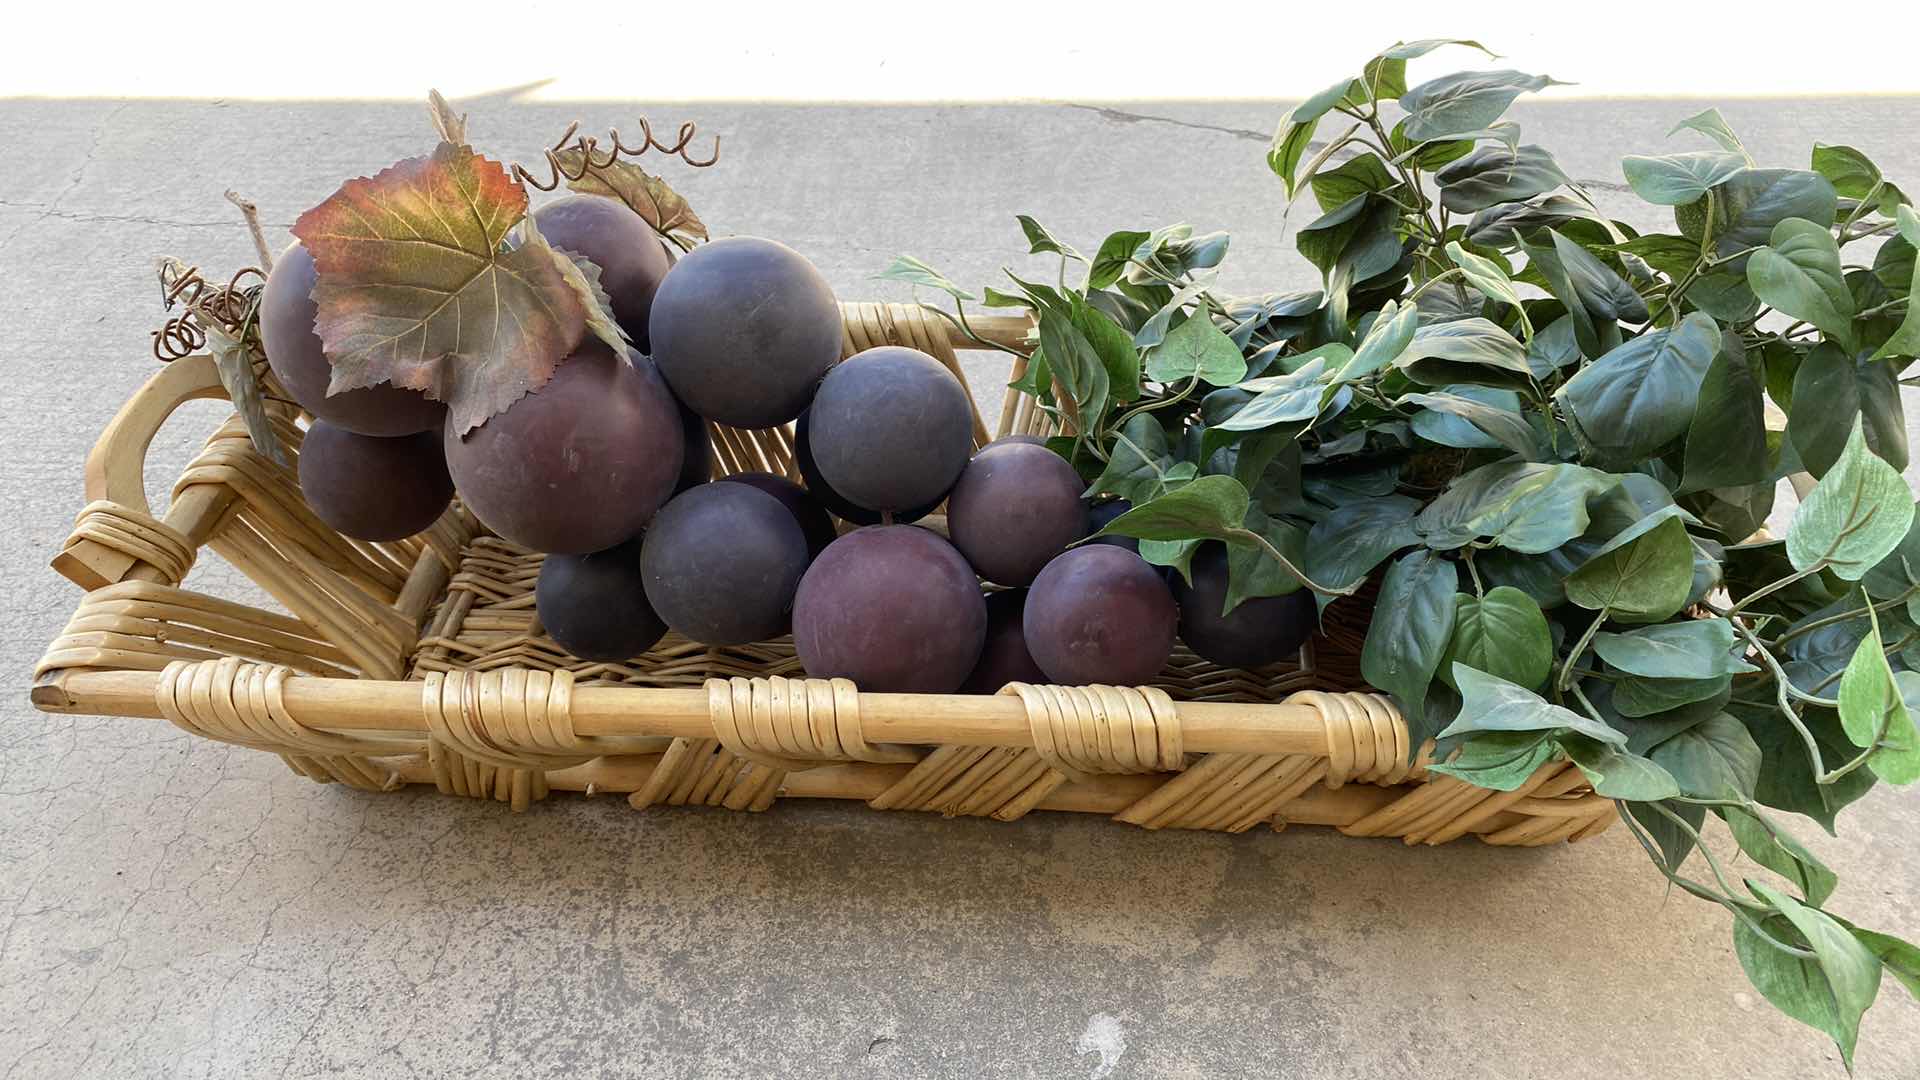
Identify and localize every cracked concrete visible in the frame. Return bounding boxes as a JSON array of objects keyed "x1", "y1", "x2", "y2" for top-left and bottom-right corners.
[{"x1": 3, "y1": 93, "x2": 1919, "y2": 1079}]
